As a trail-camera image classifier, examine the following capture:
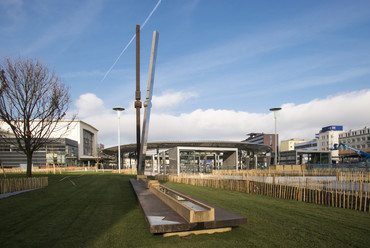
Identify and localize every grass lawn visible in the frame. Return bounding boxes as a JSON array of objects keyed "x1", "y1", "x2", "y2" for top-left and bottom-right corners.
[{"x1": 0, "y1": 173, "x2": 369, "y2": 248}]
